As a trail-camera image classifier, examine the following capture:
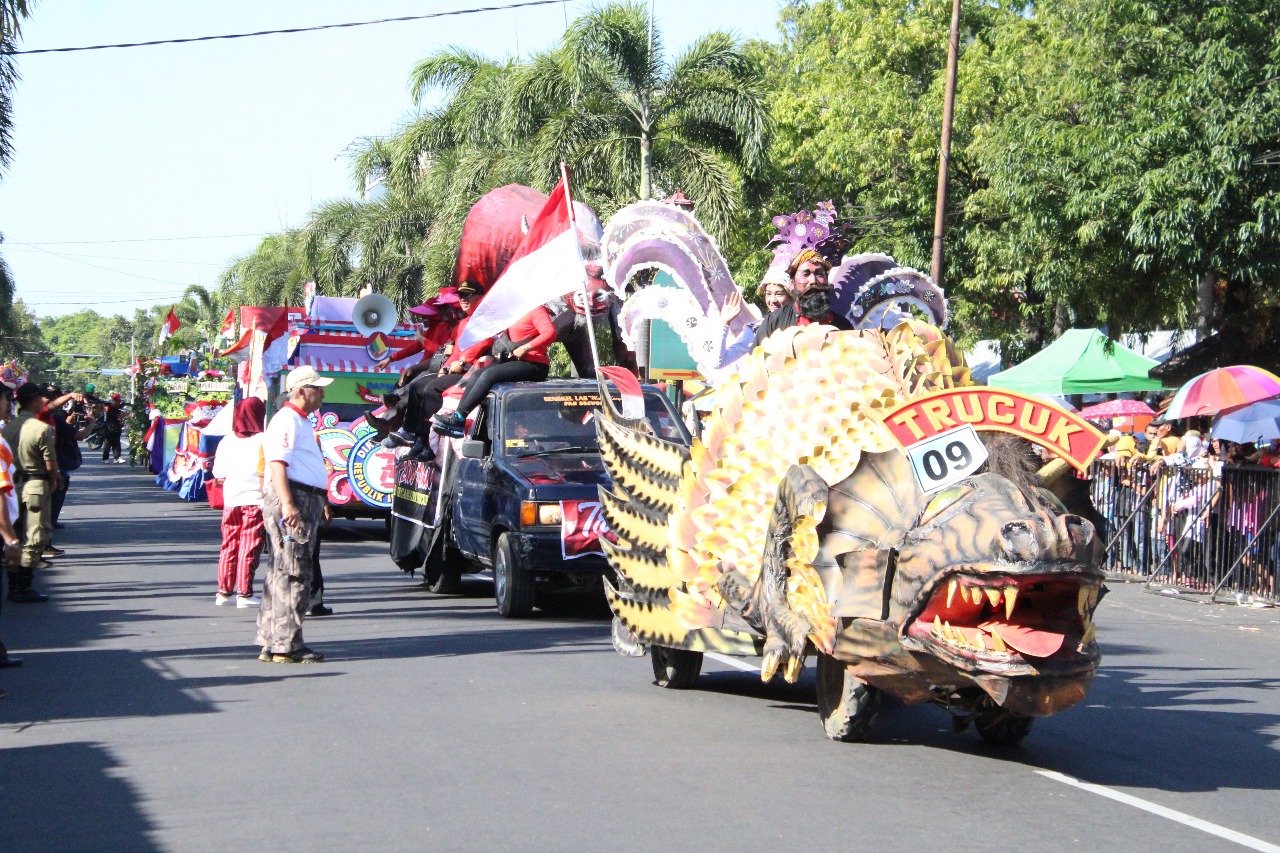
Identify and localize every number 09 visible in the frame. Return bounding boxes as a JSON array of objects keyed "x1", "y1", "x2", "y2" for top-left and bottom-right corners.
[{"x1": 921, "y1": 440, "x2": 974, "y2": 481}]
